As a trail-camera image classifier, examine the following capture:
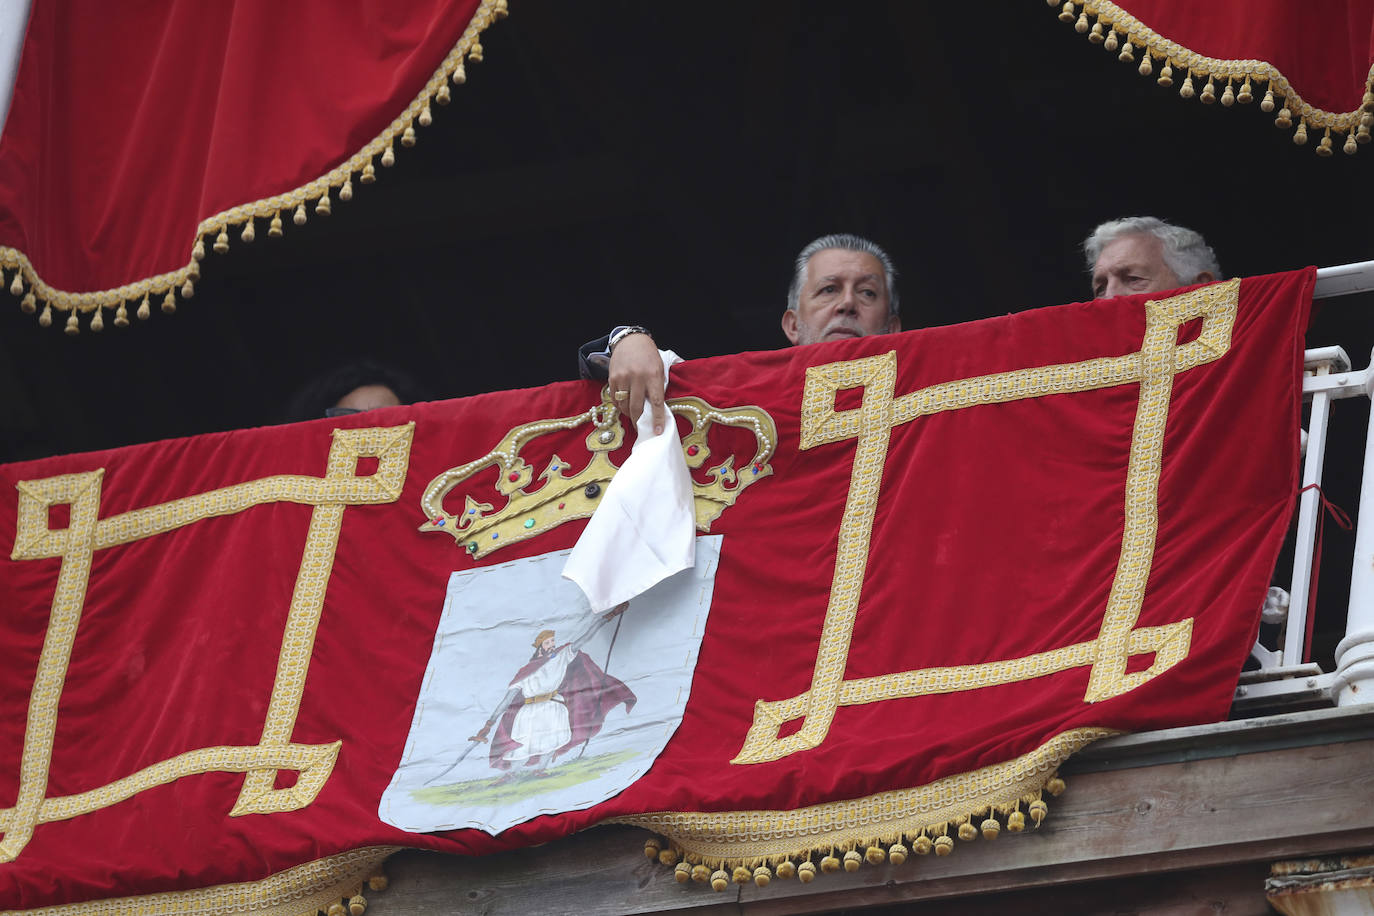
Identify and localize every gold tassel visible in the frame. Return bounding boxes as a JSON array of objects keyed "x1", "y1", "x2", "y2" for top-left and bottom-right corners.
[
  {"x1": 1237, "y1": 77, "x2": 1253, "y2": 104},
  {"x1": 114, "y1": 301, "x2": 129, "y2": 327},
  {"x1": 690, "y1": 864, "x2": 709, "y2": 883},
  {"x1": 366, "y1": 874, "x2": 389, "y2": 893},
  {"x1": 9, "y1": 270, "x2": 22, "y2": 295},
  {"x1": 842, "y1": 850, "x2": 862, "y2": 872},
  {"x1": 1157, "y1": 60, "x2": 1173, "y2": 87},
  {"x1": 865, "y1": 845, "x2": 885, "y2": 865},
  {"x1": 642, "y1": 838, "x2": 661, "y2": 860},
  {"x1": 419, "y1": 104, "x2": 432, "y2": 127},
  {"x1": 268, "y1": 211, "x2": 284, "y2": 237},
  {"x1": 38, "y1": 302, "x2": 52, "y2": 327},
  {"x1": 1220, "y1": 79, "x2": 1234, "y2": 106},
  {"x1": 981, "y1": 817, "x2": 1001, "y2": 839},
  {"x1": 731, "y1": 865, "x2": 751, "y2": 885},
  {"x1": 20, "y1": 291, "x2": 35, "y2": 313},
  {"x1": 340, "y1": 177, "x2": 354, "y2": 201},
  {"x1": 316, "y1": 191, "x2": 331, "y2": 215},
  {"x1": 1199, "y1": 76, "x2": 1216, "y2": 104},
  {"x1": 1363, "y1": 89, "x2": 1374, "y2": 113},
  {"x1": 1261, "y1": 88, "x2": 1275, "y2": 112},
  {"x1": 361, "y1": 161, "x2": 377, "y2": 184},
  {"x1": 494, "y1": 0, "x2": 508, "y2": 17},
  {"x1": 241, "y1": 219, "x2": 256, "y2": 243},
  {"x1": 452, "y1": 62, "x2": 466, "y2": 85},
  {"x1": 327, "y1": 903, "x2": 345, "y2": 916},
  {"x1": 90, "y1": 307, "x2": 104, "y2": 332},
  {"x1": 1180, "y1": 74, "x2": 1194, "y2": 98},
  {"x1": 657, "y1": 848, "x2": 679, "y2": 867},
  {"x1": 1007, "y1": 809, "x2": 1026, "y2": 832},
  {"x1": 933, "y1": 834, "x2": 954, "y2": 856},
  {"x1": 913, "y1": 834, "x2": 933, "y2": 855},
  {"x1": 1045, "y1": 0, "x2": 1058, "y2": 6},
  {"x1": 64, "y1": 310, "x2": 79, "y2": 335},
  {"x1": 1275, "y1": 106, "x2": 1293, "y2": 129},
  {"x1": 820, "y1": 853, "x2": 840, "y2": 873},
  {"x1": 1357, "y1": 122, "x2": 1371, "y2": 144},
  {"x1": 468, "y1": 41, "x2": 483, "y2": 62},
  {"x1": 1118, "y1": 41, "x2": 1134, "y2": 63},
  {"x1": 710, "y1": 869, "x2": 729, "y2": 892},
  {"x1": 293, "y1": 202, "x2": 307, "y2": 225},
  {"x1": 1103, "y1": 29, "x2": 1119, "y2": 52},
  {"x1": 1029, "y1": 799, "x2": 1049, "y2": 826},
  {"x1": 435, "y1": 83, "x2": 451, "y2": 105},
  {"x1": 348, "y1": 894, "x2": 366, "y2": 916},
  {"x1": 753, "y1": 866, "x2": 771, "y2": 887},
  {"x1": 673, "y1": 862, "x2": 691, "y2": 884},
  {"x1": 162, "y1": 290, "x2": 176, "y2": 314},
  {"x1": 1046, "y1": 775, "x2": 1066, "y2": 795},
  {"x1": 137, "y1": 293, "x2": 151, "y2": 320},
  {"x1": 888, "y1": 842, "x2": 908, "y2": 865},
  {"x1": 380, "y1": 144, "x2": 395, "y2": 168},
  {"x1": 1137, "y1": 54, "x2": 1152, "y2": 76},
  {"x1": 797, "y1": 861, "x2": 816, "y2": 883},
  {"x1": 1317, "y1": 126, "x2": 1333, "y2": 156},
  {"x1": 214, "y1": 227, "x2": 230, "y2": 253},
  {"x1": 1058, "y1": 2, "x2": 1075, "y2": 24},
  {"x1": 1088, "y1": 21, "x2": 1104, "y2": 42},
  {"x1": 1293, "y1": 118, "x2": 1308, "y2": 145},
  {"x1": 1344, "y1": 130, "x2": 1359, "y2": 154},
  {"x1": 957, "y1": 820, "x2": 978, "y2": 842},
  {"x1": 187, "y1": 260, "x2": 200, "y2": 281},
  {"x1": 1074, "y1": 10, "x2": 1088, "y2": 32},
  {"x1": 401, "y1": 125, "x2": 416, "y2": 147},
  {"x1": 776, "y1": 860, "x2": 796, "y2": 879},
  {"x1": 193, "y1": 238, "x2": 206, "y2": 260}
]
